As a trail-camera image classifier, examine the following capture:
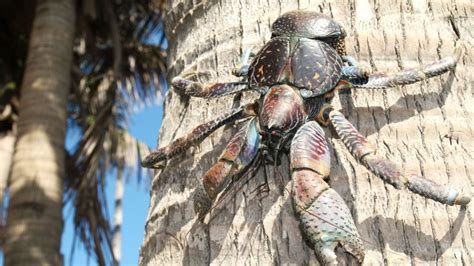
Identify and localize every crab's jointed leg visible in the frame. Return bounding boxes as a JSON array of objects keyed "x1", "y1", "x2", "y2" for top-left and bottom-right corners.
[
  {"x1": 341, "y1": 55, "x2": 371, "y2": 80},
  {"x1": 172, "y1": 49, "x2": 255, "y2": 98},
  {"x1": 350, "y1": 47, "x2": 462, "y2": 89},
  {"x1": 291, "y1": 121, "x2": 364, "y2": 265},
  {"x1": 141, "y1": 103, "x2": 257, "y2": 168},
  {"x1": 326, "y1": 108, "x2": 471, "y2": 206},
  {"x1": 196, "y1": 118, "x2": 260, "y2": 214},
  {"x1": 341, "y1": 65, "x2": 371, "y2": 80},
  {"x1": 172, "y1": 77, "x2": 249, "y2": 98}
]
